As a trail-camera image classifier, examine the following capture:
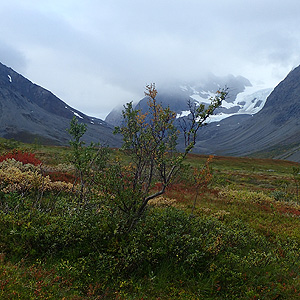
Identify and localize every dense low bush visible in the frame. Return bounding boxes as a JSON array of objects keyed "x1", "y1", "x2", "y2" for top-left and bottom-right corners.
[
  {"x1": 1, "y1": 189, "x2": 300, "y2": 299},
  {"x1": 0, "y1": 259, "x2": 77, "y2": 299},
  {"x1": 0, "y1": 150, "x2": 42, "y2": 166},
  {"x1": 0, "y1": 121, "x2": 300, "y2": 299},
  {"x1": 0, "y1": 158, "x2": 75, "y2": 195}
]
